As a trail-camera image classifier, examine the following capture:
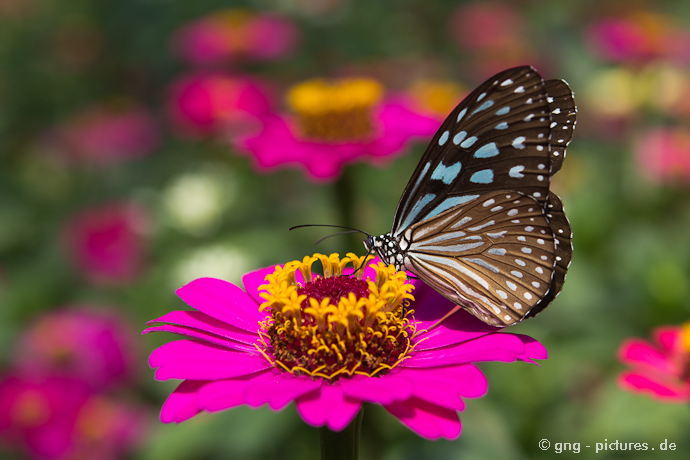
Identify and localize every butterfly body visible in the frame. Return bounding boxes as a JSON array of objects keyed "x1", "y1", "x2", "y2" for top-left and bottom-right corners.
[{"x1": 364, "y1": 66, "x2": 576, "y2": 327}]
